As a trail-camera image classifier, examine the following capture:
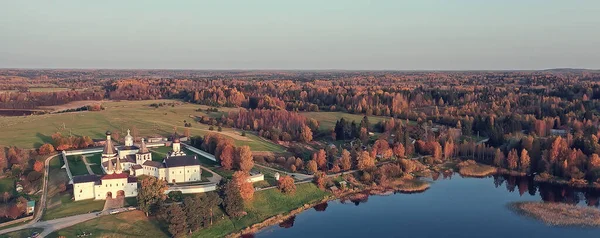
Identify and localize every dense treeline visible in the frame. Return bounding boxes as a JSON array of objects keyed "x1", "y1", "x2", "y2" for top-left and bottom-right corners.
[
  {"x1": 203, "y1": 109, "x2": 316, "y2": 143},
  {"x1": 6, "y1": 69, "x2": 600, "y2": 184}
]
